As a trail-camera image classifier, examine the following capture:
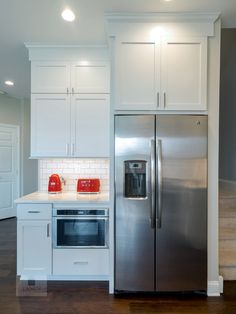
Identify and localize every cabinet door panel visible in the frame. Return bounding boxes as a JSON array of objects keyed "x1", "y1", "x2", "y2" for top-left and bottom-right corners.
[
  {"x1": 31, "y1": 94, "x2": 70, "y2": 157},
  {"x1": 115, "y1": 42, "x2": 160, "y2": 110},
  {"x1": 72, "y1": 95, "x2": 110, "y2": 157},
  {"x1": 31, "y1": 61, "x2": 70, "y2": 93},
  {"x1": 17, "y1": 220, "x2": 52, "y2": 276},
  {"x1": 162, "y1": 38, "x2": 207, "y2": 110},
  {"x1": 72, "y1": 62, "x2": 110, "y2": 93}
]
